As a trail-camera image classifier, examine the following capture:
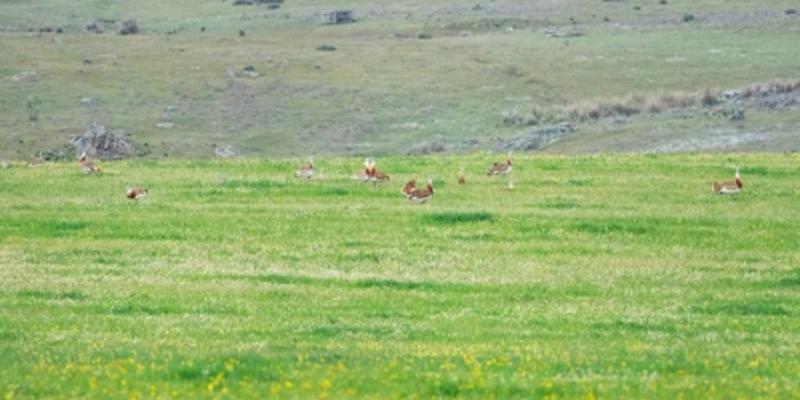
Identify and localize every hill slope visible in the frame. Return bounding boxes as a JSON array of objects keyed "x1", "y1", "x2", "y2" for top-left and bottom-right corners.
[{"x1": 1, "y1": 0, "x2": 799, "y2": 158}]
